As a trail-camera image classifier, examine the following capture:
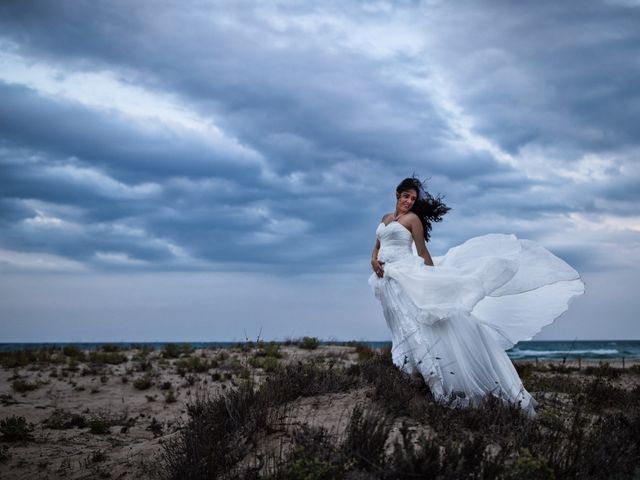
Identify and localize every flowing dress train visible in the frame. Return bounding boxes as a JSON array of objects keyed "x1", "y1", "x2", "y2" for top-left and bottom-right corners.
[{"x1": 369, "y1": 222, "x2": 585, "y2": 418}]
